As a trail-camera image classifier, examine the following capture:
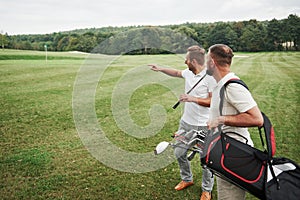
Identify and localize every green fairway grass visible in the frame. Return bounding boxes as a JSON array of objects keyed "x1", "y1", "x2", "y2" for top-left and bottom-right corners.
[{"x1": 0, "y1": 50, "x2": 299, "y2": 199}]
